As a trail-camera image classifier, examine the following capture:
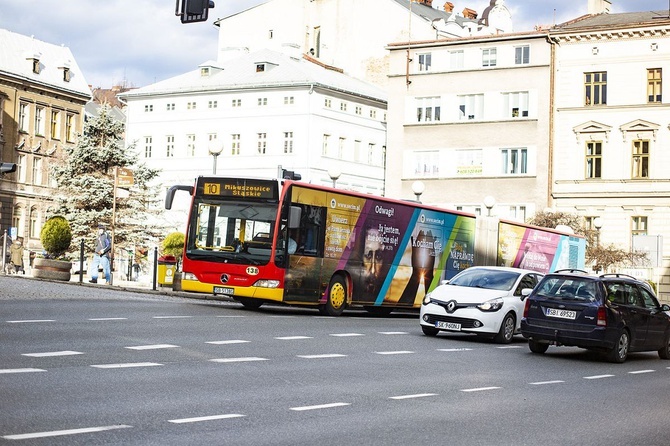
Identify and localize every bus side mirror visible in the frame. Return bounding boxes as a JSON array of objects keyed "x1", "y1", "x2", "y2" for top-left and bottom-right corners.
[
  {"x1": 288, "y1": 206, "x2": 301, "y2": 229},
  {"x1": 165, "y1": 184, "x2": 194, "y2": 209}
]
